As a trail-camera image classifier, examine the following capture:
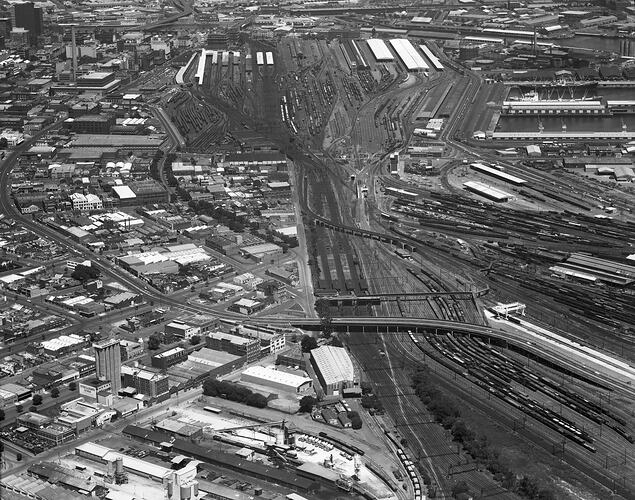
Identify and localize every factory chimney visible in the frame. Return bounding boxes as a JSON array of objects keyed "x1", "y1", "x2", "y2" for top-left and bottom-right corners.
[{"x1": 71, "y1": 26, "x2": 78, "y2": 82}]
